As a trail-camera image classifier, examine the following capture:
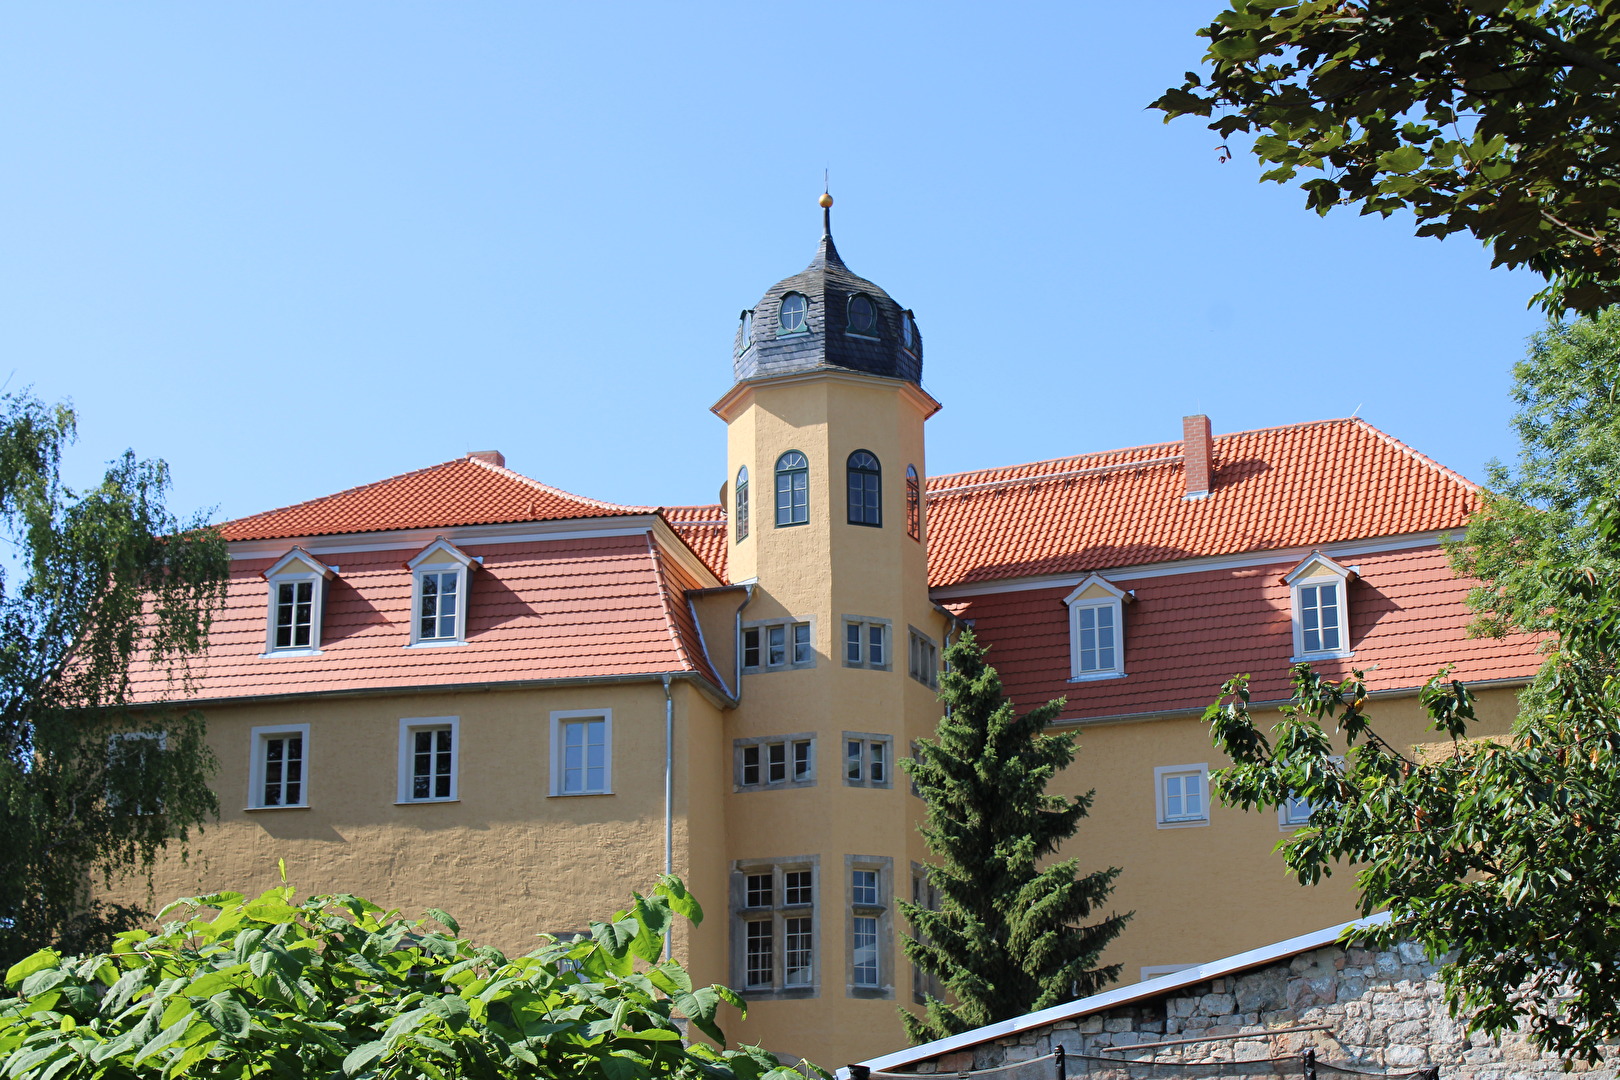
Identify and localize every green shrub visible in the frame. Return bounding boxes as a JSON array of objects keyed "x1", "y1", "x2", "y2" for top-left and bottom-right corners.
[{"x1": 0, "y1": 872, "x2": 815, "y2": 1080}]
